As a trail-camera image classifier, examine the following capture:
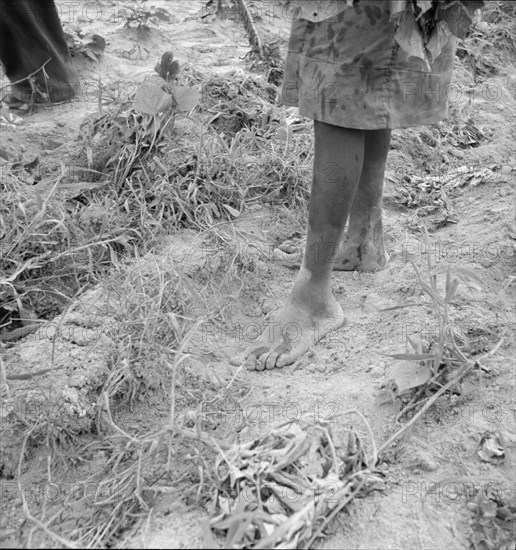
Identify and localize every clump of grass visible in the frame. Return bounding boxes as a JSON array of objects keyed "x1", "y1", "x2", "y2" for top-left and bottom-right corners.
[
  {"x1": 0, "y1": 171, "x2": 135, "y2": 338},
  {"x1": 378, "y1": 232, "x2": 495, "y2": 432},
  {"x1": 1, "y1": 67, "x2": 312, "y2": 341},
  {"x1": 100, "y1": 256, "x2": 187, "y2": 399},
  {"x1": 13, "y1": 252, "x2": 251, "y2": 548},
  {"x1": 122, "y1": 0, "x2": 172, "y2": 31},
  {"x1": 77, "y1": 77, "x2": 311, "y2": 234},
  {"x1": 205, "y1": 412, "x2": 379, "y2": 549},
  {"x1": 459, "y1": 0, "x2": 516, "y2": 79}
]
